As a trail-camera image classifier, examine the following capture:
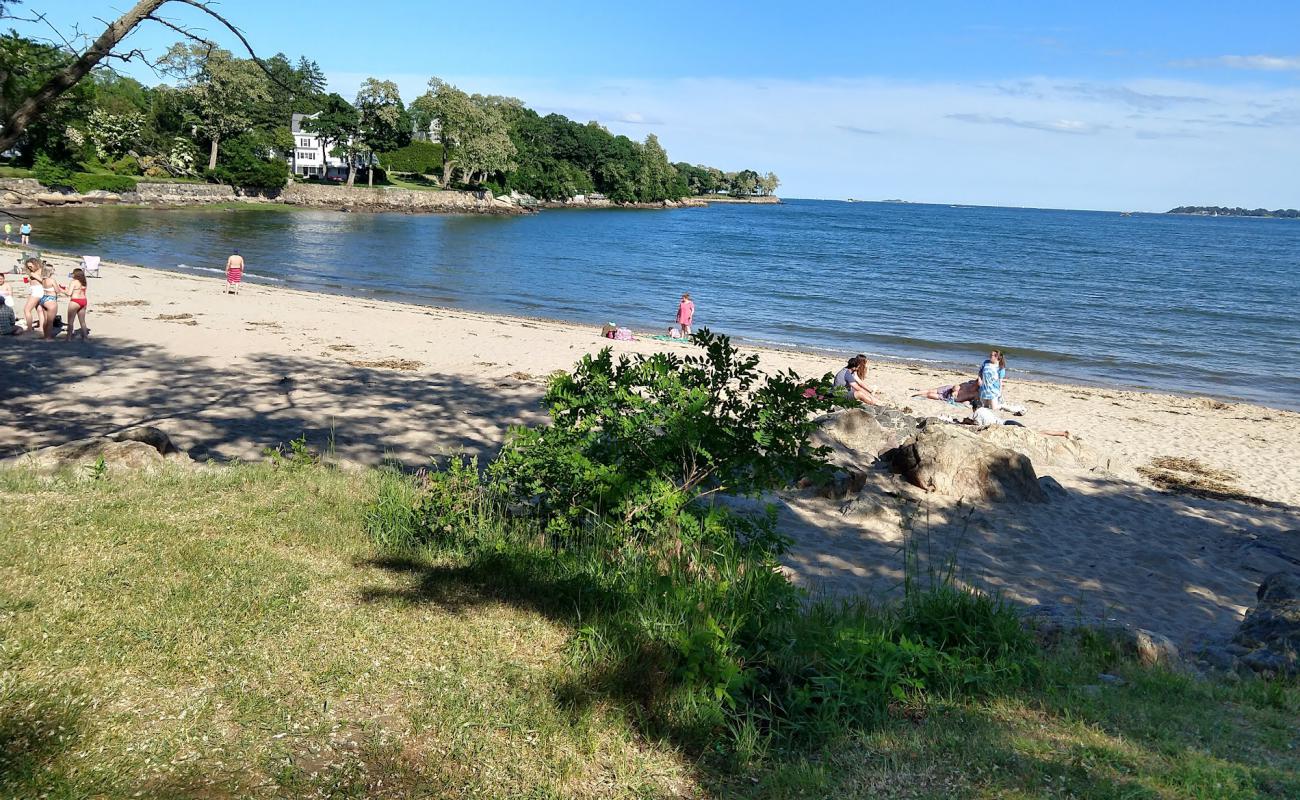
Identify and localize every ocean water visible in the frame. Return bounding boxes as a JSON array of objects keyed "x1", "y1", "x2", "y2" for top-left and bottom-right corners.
[{"x1": 22, "y1": 200, "x2": 1300, "y2": 409}]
